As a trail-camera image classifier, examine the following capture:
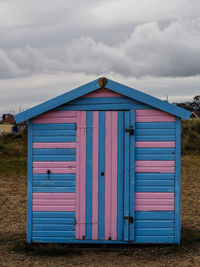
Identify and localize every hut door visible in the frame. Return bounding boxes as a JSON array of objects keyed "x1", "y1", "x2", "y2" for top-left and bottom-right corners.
[{"x1": 75, "y1": 110, "x2": 135, "y2": 241}]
